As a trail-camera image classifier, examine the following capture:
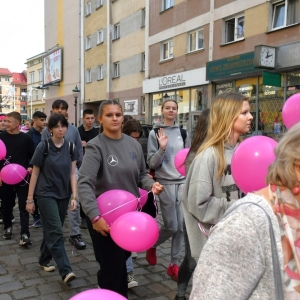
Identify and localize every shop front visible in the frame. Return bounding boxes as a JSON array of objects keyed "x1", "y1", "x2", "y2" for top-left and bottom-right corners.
[
  {"x1": 206, "y1": 46, "x2": 300, "y2": 139},
  {"x1": 143, "y1": 68, "x2": 209, "y2": 137}
]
